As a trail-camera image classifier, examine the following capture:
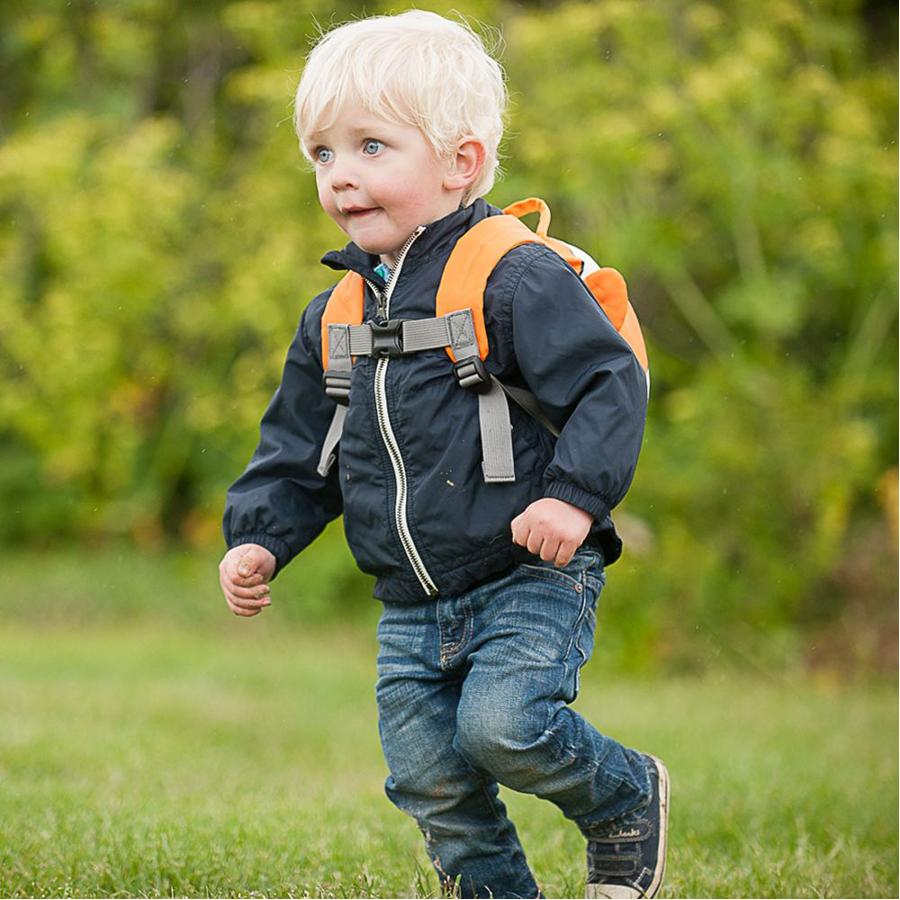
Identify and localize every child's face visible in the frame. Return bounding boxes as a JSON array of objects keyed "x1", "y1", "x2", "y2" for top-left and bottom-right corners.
[{"x1": 306, "y1": 105, "x2": 461, "y2": 267}]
